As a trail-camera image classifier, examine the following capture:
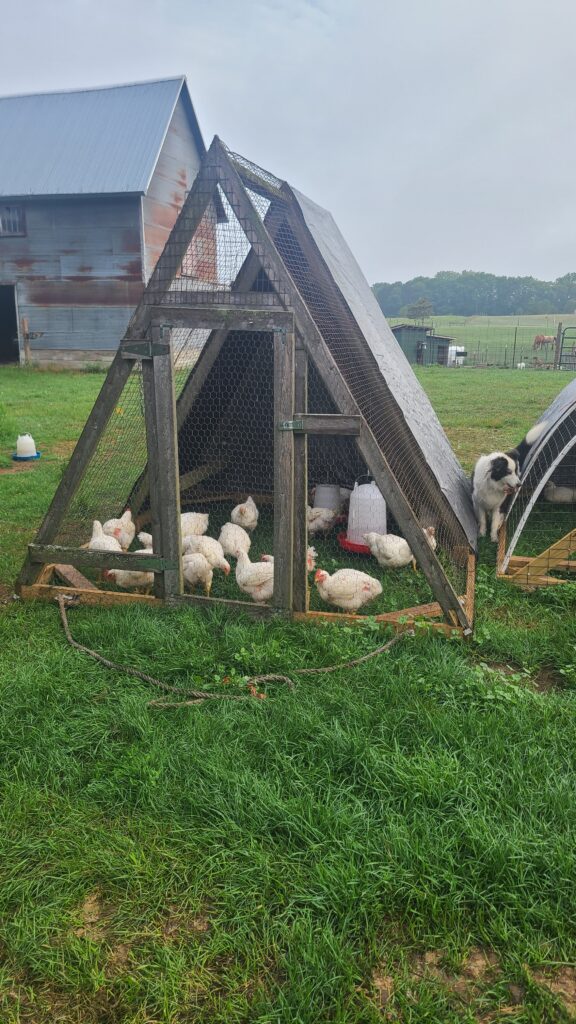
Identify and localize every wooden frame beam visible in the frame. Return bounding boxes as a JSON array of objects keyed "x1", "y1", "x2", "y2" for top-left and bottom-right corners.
[
  {"x1": 279, "y1": 414, "x2": 361, "y2": 436},
  {"x1": 142, "y1": 326, "x2": 183, "y2": 599},
  {"x1": 292, "y1": 346, "x2": 308, "y2": 613},
  {"x1": 152, "y1": 307, "x2": 294, "y2": 333},
  {"x1": 156, "y1": 290, "x2": 282, "y2": 309},
  {"x1": 28, "y1": 544, "x2": 175, "y2": 572},
  {"x1": 273, "y1": 325, "x2": 295, "y2": 610},
  {"x1": 16, "y1": 349, "x2": 133, "y2": 589}
]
